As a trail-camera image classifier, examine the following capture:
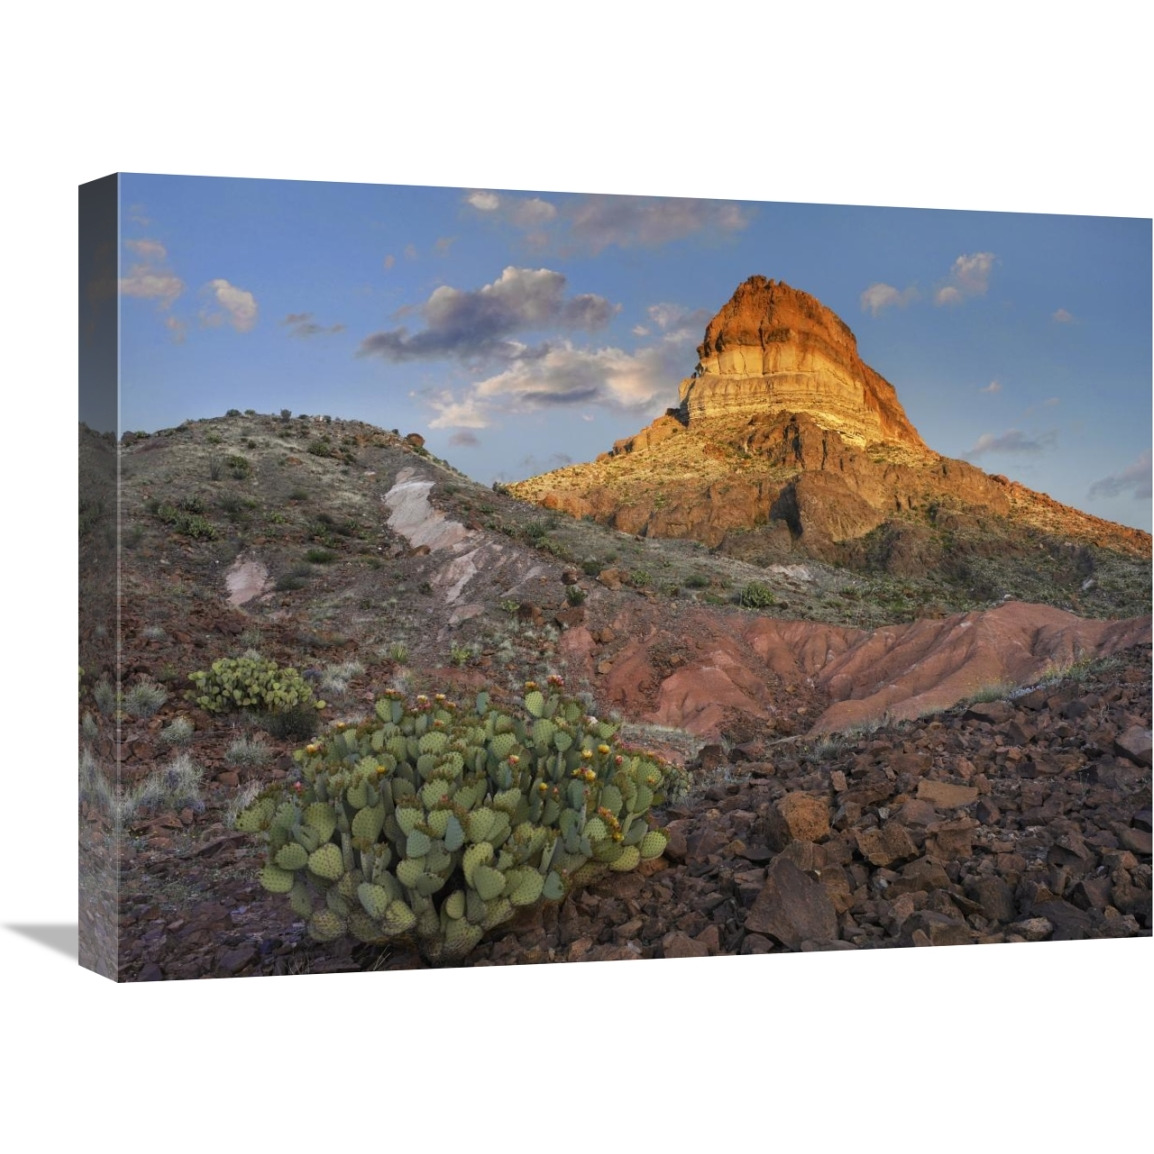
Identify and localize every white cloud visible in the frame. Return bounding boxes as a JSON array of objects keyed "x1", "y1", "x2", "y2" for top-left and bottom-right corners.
[
  {"x1": 645, "y1": 302, "x2": 711, "y2": 343},
  {"x1": 202, "y1": 279, "x2": 258, "y2": 332},
  {"x1": 120, "y1": 266, "x2": 184, "y2": 308},
  {"x1": 935, "y1": 252, "x2": 996, "y2": 306},
  {"x1": 425, "y1": 392, "x2": 491, "y2": 430},
  {"x1": 979, "y1": 380, "x2": 1002, "y2": 394},
  {"x1": 124, "y1": 238, "x2": 167, "y2": 261},
  {"x1": 1052, "y1": 307, "x2": 1075, "y2": 324},
  {"x1": 860, "y1": 282, "x2": 920, "y2": 316},
  {"x1": 1088, "y1": 451, "x2": 1152, "y2": 500},
  {"x1": 967, "y1": 428, "x2": 1056, "y2": 456},
  {"x1": 466, "y1": 190, "x2": 501, "y2": 212},
  {"x1": 474, "y1": 341, "x2": 669, "y2": 415},
  {"x1": 383, "y1": 253, "x2": 395, "y2": 270},
  {"x1": 119, "y1": 234, "x2": 184, "y2": 310}
]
